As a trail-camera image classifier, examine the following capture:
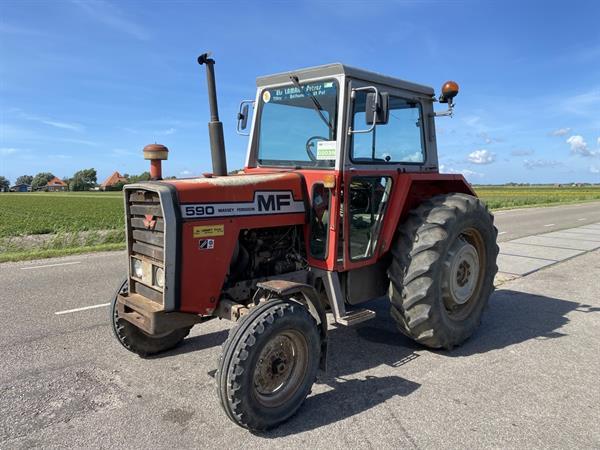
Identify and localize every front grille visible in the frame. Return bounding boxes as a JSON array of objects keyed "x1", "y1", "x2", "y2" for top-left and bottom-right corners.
[{"x1": 126, "y1": 189, "x2": 165, "y2": 305}]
